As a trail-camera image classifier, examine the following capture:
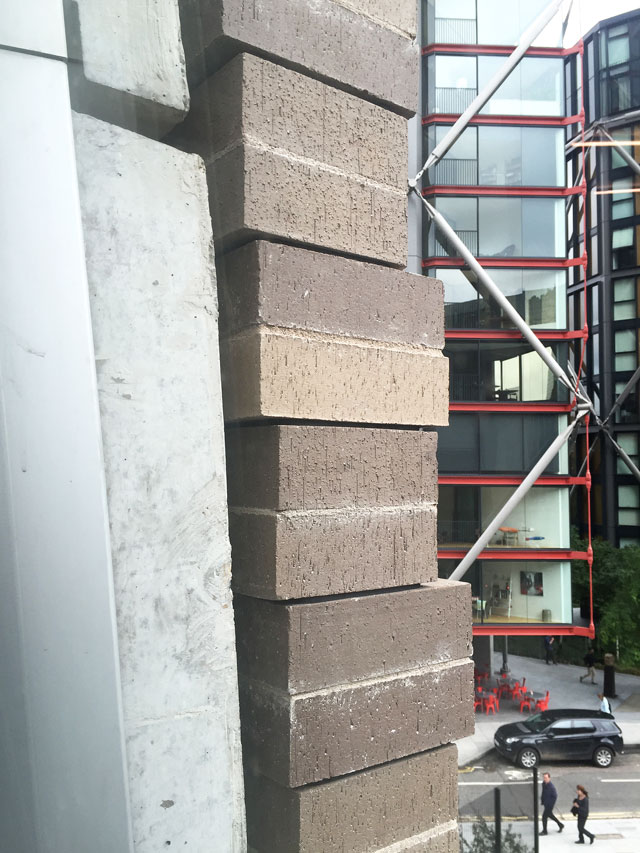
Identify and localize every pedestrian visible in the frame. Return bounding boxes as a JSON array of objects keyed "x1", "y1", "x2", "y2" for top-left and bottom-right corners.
[
  {"x1": 580, "y1": 648, "x2": 596, "y2": 684},
  {"x1": 598, "y1": 692, "x2": 611, "y2": 714},
  {"x1": 544, "y1": 635, "x2": 557, "y2": 665},
  {"x1": 540, "y1": 771, "x2": 564, "y2": 835},
  {"x1": 572, "y1": 784, "x2": 595, "y2": 844}
]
